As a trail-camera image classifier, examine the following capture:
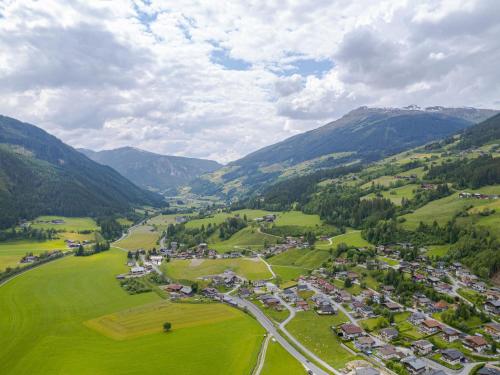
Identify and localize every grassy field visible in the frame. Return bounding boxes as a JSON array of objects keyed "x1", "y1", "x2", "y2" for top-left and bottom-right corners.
[
  {"x1": 261, "y1": 340, "x2": 306, "y2": 375},
  {"x1": 362, "y1": 184, "x2": 417, "y2": 205},
  {"x1": 115, "y1": 224, "x2": 160, "y2": 251},
  {"x1": 31, "y1": 216, "x2": 99, "y2": 232},
  {"x1": 208, "y1": 226, "x2": 279, "y2": 253},
  {"x1": 326, "y1": 230, "x2": 371, "y2": 249},
  {"x1": 0, "y1": 249, "x2": 265, "y2": 374},
  {"x1": 0, "y1": 239, "x2": 67, "y2": 271},
  {"x1": 185, "y1": 209, "x2": 275, "y2": 229},
  {"x1": 376, "y1": 256, "x2": 399, "y2": 266},
  {"x1": 272, "y1": 265, "x2": 309, "y2": 282},
  {"x1": 162, "y1": 258, "x2": 273, "y2": 281},
  {"x1": 268, "y1": 248, "x2": 331, "y2": 269},
  {"x1": 274, "y1": 211, "x2": 322, "y2": 227},
  {"x1": 361, "y1": 175, "x2": 394, "y2": 189},
  {"x1": 286, "y1": 310, "x2": 359, "y2": 369},
  {"x1": 146, "y1": 214, "x2": 183, "y2": 231},
  {"x1": 426, "y1": 244, "x2": 451, "y2": 257},
  {"x1": 401, "y1": 186, "x2": 500, "y2": 229}
]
